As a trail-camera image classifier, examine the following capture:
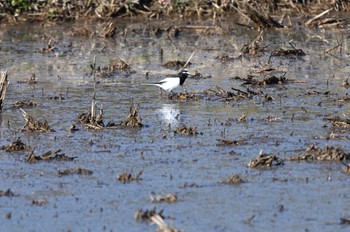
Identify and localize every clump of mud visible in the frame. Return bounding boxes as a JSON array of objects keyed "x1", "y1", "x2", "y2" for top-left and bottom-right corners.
[
  {"x1": 289, "y1": 144, "x2": 350, "y2": 161},
  {"x1": 117, "y1": 170, "x2": 143, "y2": 184},
  {"x1": 219, "y1": 174, "x2": 245, "y2": 185},
  {"x1": 1, "y1": 137, "x2": 30, "y2": 151},
  {"x1": 58, "y1": 168, "x2": 93, "y2": 176},
  {"x1": 21, "y1": 109, "x2": 55, "y2": 132},
  {"x1": 26, "y1": 149, "x2": 76, "y2": 163},
  {"x1": 248, "y1": 151, "x2": 284, "y2": 168}
]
